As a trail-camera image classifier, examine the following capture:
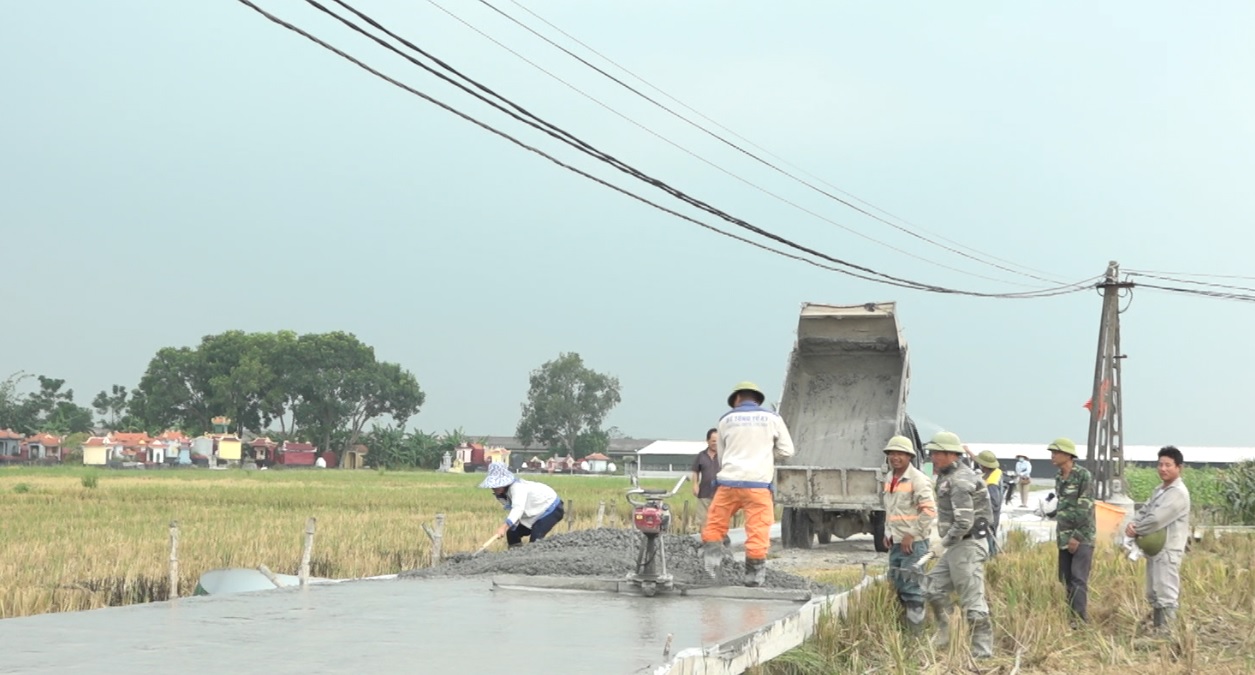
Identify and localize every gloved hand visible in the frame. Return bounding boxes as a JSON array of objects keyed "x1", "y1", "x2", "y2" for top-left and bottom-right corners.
[{"x1": 929, "y1": 539, "x2": 946, "y2": 558}]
